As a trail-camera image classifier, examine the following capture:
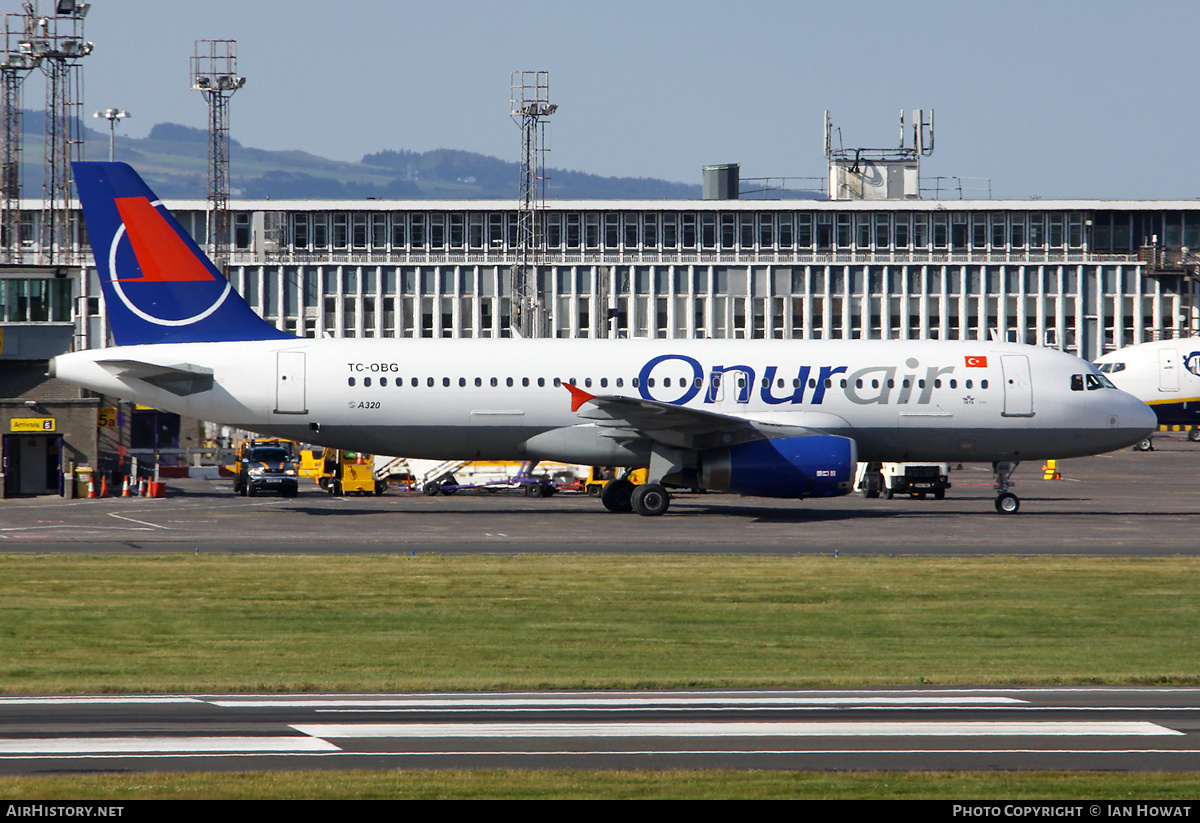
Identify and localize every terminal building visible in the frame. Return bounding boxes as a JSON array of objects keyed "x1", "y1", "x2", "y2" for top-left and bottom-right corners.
[
  {"x1": 64, "y1": 191, "x2": 1200, "y2": 358},
  {"x1": 4, "y1": 116, "x2": 1200, "y2": 495},
  {"x1": 39, "y1": 115, "x2": 1200, "y2": 359}
]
